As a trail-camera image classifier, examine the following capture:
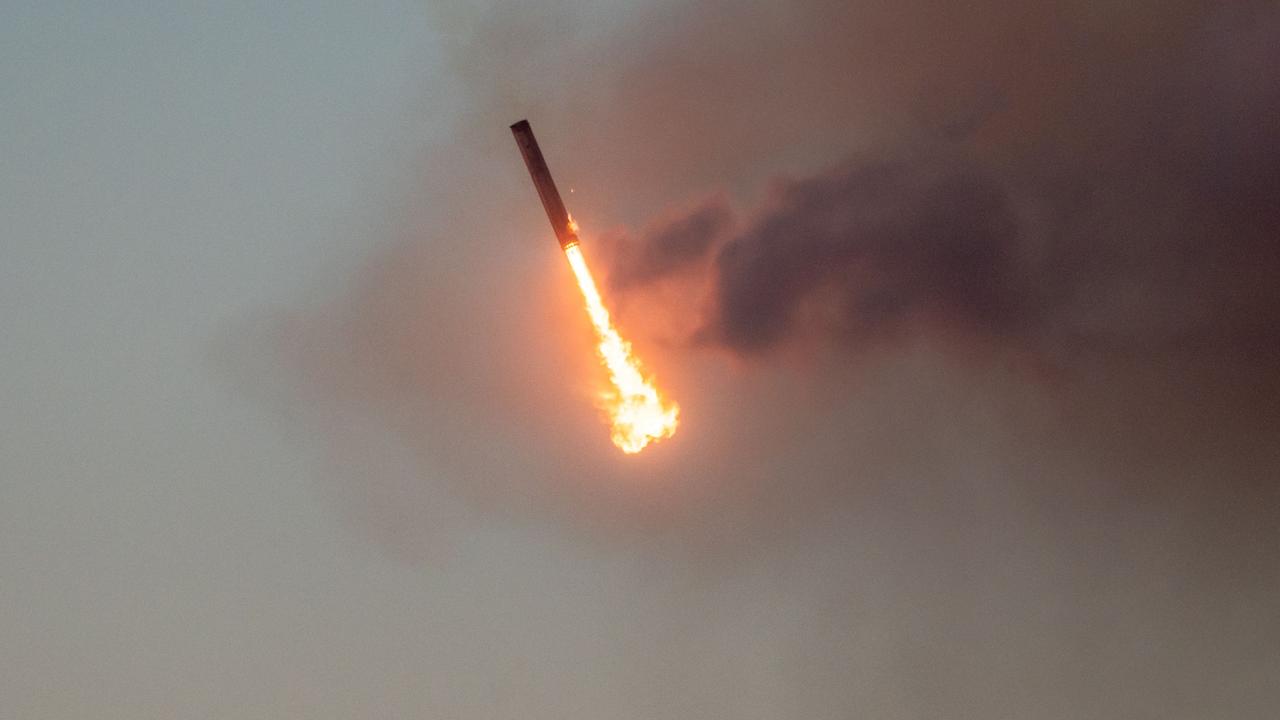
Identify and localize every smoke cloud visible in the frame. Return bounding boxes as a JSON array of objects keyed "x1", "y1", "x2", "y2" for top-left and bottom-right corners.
[
  {"x1": 604, "y1": 1, "x2": 1280, "y2": 365},
  {"x1": 606, "y1": 197, "x2": 731, "y2": 291},
  {"x1": 702, "y1": 157, "x2": 1028, "y2": 352},
  {"x1": 241, "y1": 1, "x2": 1280, "y2": 716}
]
